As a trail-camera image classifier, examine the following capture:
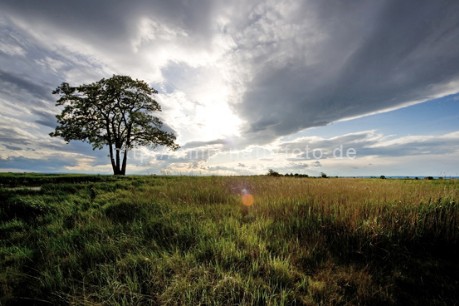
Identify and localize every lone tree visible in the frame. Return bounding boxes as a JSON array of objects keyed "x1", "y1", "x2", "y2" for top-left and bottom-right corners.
[{"x1": 50, "y1": 75, "x2": 178, "y2": 175}]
